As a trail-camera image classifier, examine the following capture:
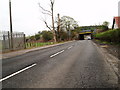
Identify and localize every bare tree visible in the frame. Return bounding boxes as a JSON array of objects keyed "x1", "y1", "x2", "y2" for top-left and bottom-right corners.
[{"x1": 38, "y1": 0, "x2": 57, "y2": 42}]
